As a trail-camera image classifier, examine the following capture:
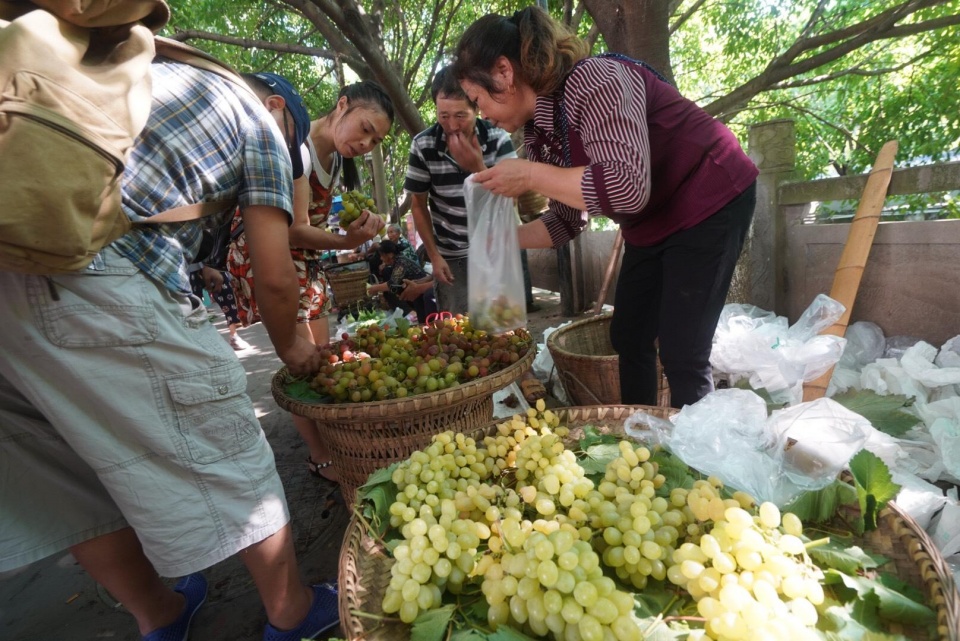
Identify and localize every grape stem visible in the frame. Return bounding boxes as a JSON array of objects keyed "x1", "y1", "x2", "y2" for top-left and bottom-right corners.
[
  {"x1": 353, "y1": 506, "x2": 390, "y2": 550},
  {"x1": 643, "y1": 594, "x2": 680, "y2": 636},
  {"x1": 349, "y1": 609, "x2": 402, "y2": 622},
  {"x1": 804, "y1": 536, "x2": 831, "y2": 550}
]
